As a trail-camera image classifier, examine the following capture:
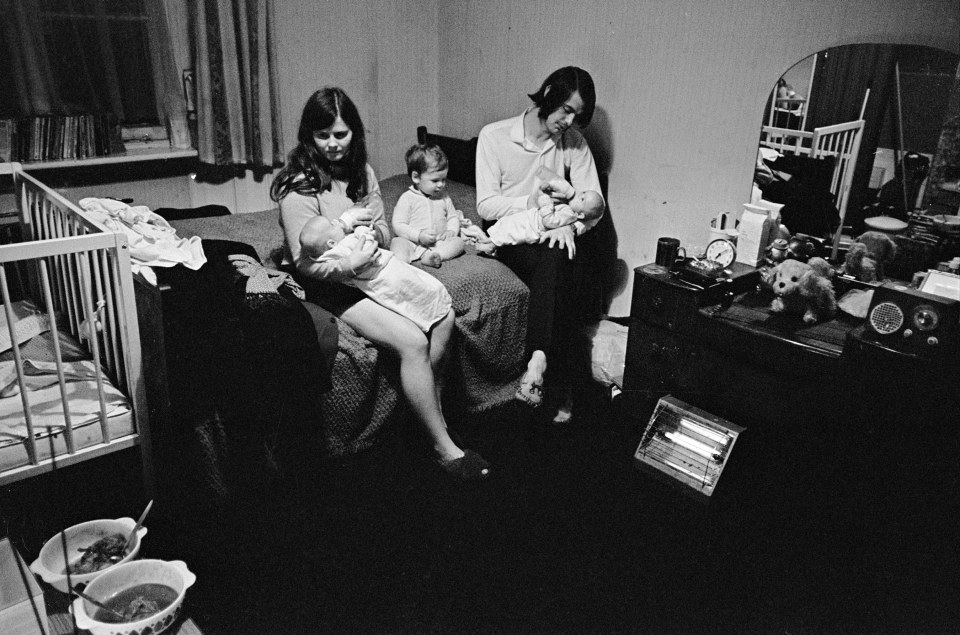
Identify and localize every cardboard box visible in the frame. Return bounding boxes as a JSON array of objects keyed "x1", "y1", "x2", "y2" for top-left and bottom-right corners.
[{"x1": 0, "y1": 538, "x2": 50, "y2": 635}]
